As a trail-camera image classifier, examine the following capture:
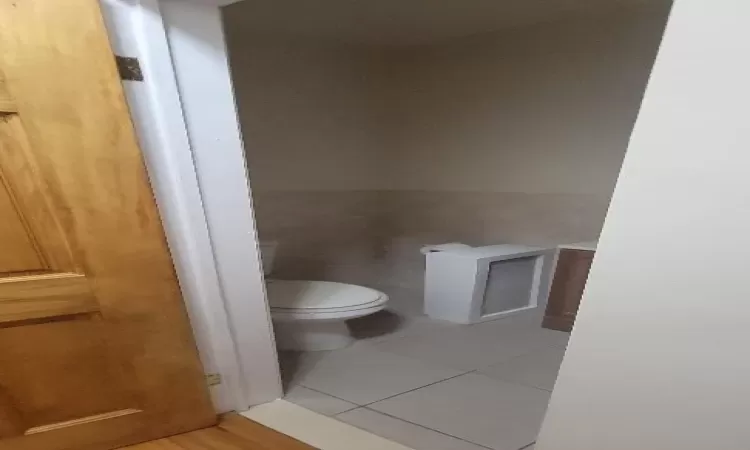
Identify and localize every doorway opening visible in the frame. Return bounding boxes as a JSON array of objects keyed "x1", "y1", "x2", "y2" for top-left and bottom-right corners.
[{"x1": 220, "y1": 1, "x2": 672, "y2": 448}]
